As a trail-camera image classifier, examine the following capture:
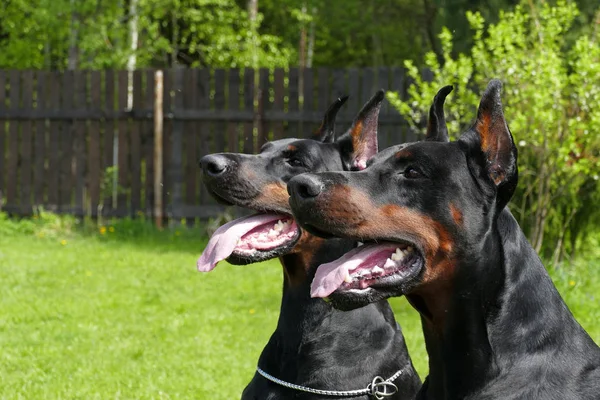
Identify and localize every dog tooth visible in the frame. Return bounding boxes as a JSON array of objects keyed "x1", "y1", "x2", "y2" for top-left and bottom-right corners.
[
  {"x1": 394, "y1": 248, "x2": 405, "y2": 261},
  {"x1": 372, "y1": 266, "x2": 384, "y2": 274},
  {"x1": 357, "y1": 241, "x2": 364, "y2": 247},
  {"x1": 344, "y1": 271, "x2": 352, "y2": 283},
  {"x1": 258, "y1": 233, "x2": 268, "y2": 241},
  {"x1": 268, "y1": 229, "x2": 278, "y2": 238},
  {"x1": 384, "y1": 259, "x2": 396, "y2": 269},
  {"x1": 406, "y1": 246, "x2": 413, "y2": 253}
]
